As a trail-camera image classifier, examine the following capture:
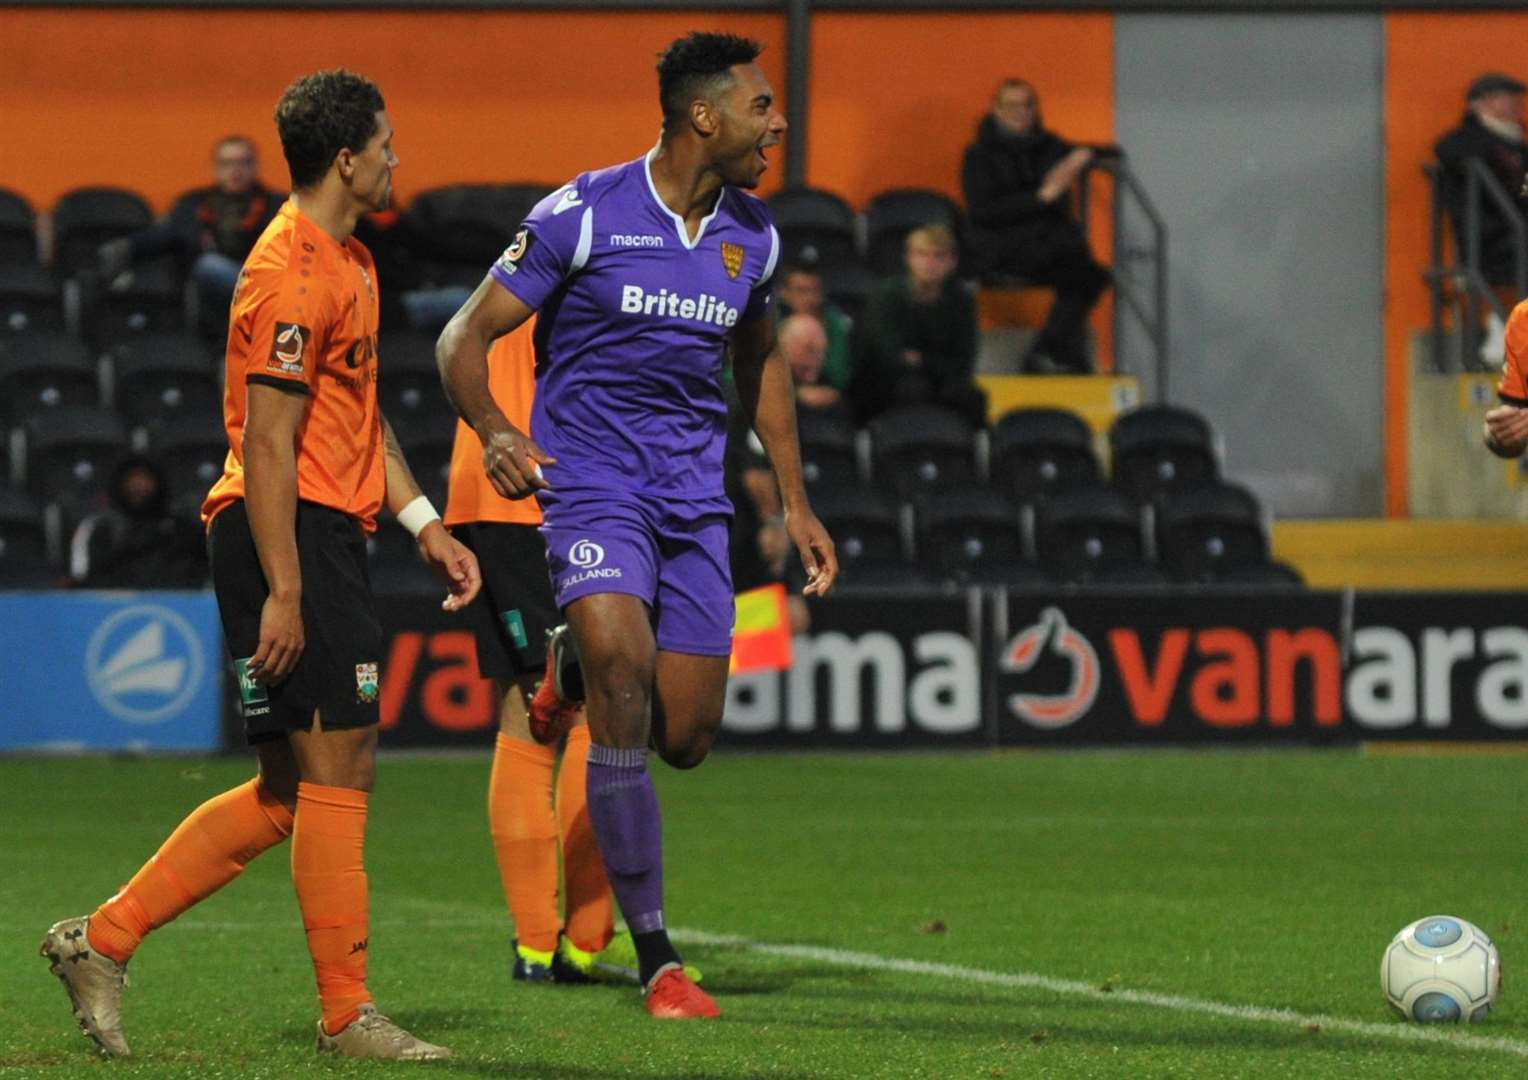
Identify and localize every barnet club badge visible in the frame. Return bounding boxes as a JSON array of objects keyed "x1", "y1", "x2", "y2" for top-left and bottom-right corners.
[{"x1": 720, "y1": 242, "x2": 745, "y2": 280}]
